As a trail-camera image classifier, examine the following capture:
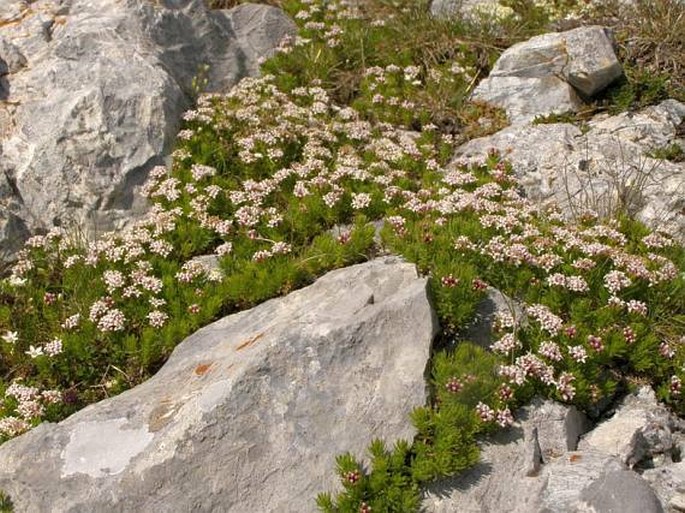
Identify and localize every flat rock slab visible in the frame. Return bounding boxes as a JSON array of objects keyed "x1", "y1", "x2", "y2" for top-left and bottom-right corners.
[
  {"x1": 0, "y1": 257, "x2": 437, "y2": 512},
  {"x1": 454, "y1": 100, "x2": 685, "y2": 239}
]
